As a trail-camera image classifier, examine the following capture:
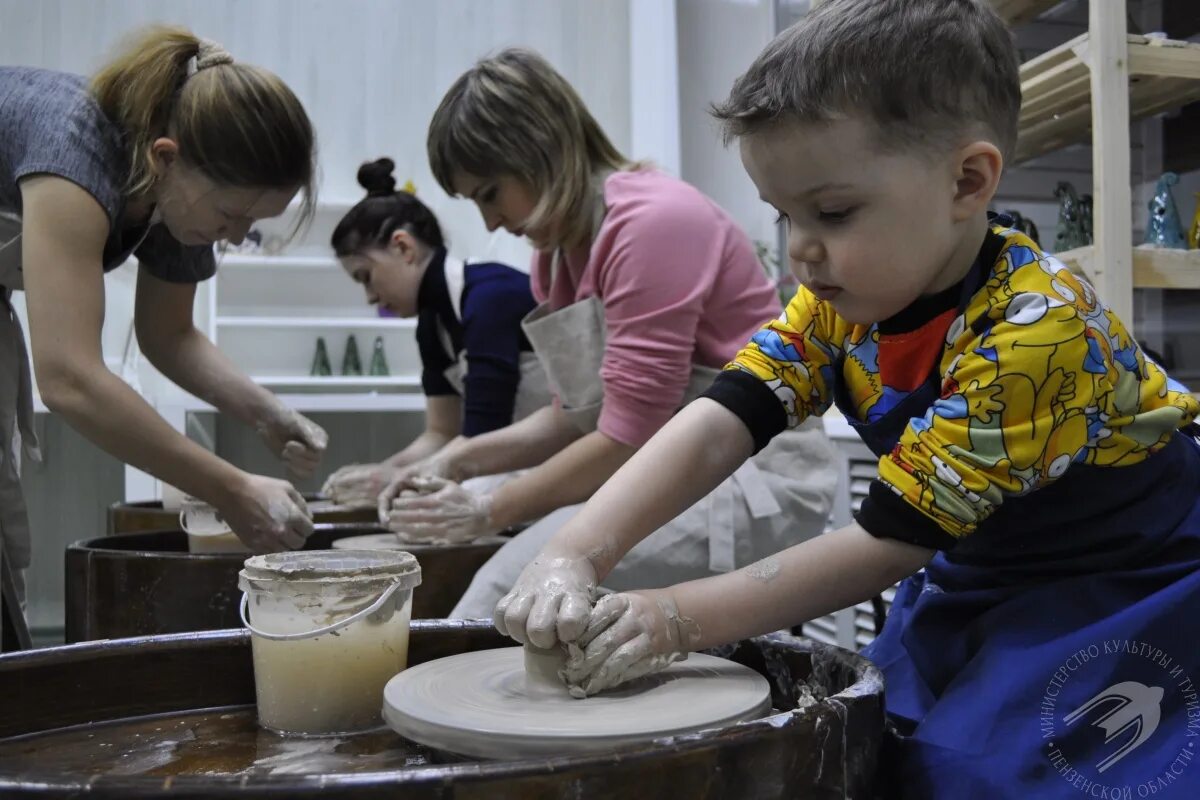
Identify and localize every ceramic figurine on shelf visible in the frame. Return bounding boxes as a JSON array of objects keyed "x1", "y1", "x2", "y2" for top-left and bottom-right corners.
[
  {"x1": 310, "y1": 337, "x2": 332, "y2": 377},
  {"x1": 1079, "y1": 194, "x2": 1094, "y2": 244},
  {"x1": 1053, "y1": 181, "x2": 1089, "y2": 251},
  {"x1": 1188, "y1": 192, "x2": 1200, "y2": 250},
  {"x1": 341, "y1": 334, "x2": 363, "y2": 376},
  {"x1": 1144, "y1": 172, "x2": 1188, "y2": 249},
  {"x1": 368, "y1": 336, "x2": 390, "y2": 376},
  {"x1": 1000, "y1": 209, "x2": 1041, "y2": 247}
]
